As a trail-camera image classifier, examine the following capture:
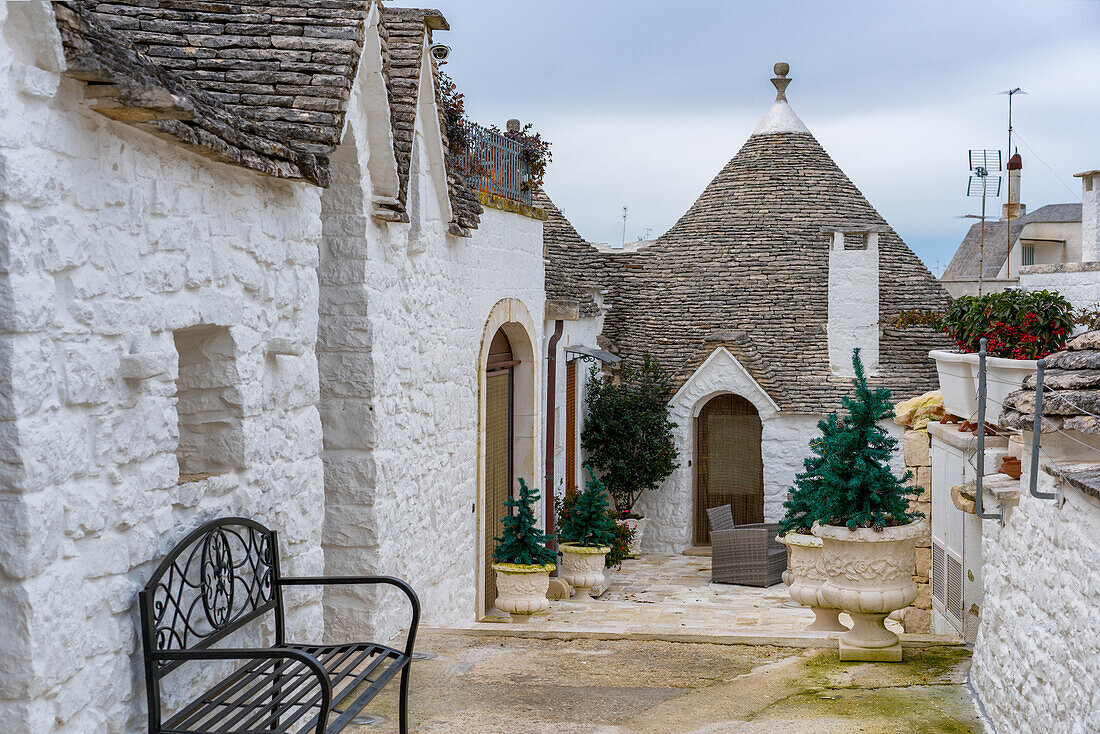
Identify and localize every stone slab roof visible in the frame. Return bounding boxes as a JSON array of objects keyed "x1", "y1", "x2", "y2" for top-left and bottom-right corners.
[
  {"x1": 377, "y1": 7, "x2": 481, "y2": 233},
  {"x1": 942, "y1": 203, "x2": 1082, "y2": 282},
  {"x1": 537, "y1": 190, "x2": 602, "y2": 318},
  {"x1": 55, "y1": 1, "x2": 484, "y2": 231},
  {"x1": 542, "y1": 85, "x2": 951, "y2": 413},
  {"x1": 1001, "y1": 330, "x2": 1100, "y2": 436}
]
